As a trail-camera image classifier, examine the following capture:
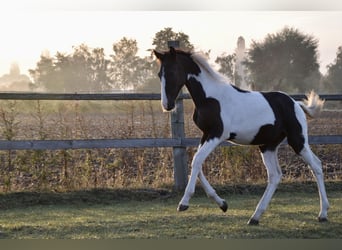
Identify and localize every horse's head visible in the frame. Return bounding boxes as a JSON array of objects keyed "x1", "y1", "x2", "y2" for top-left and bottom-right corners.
[{"x1": 153, "y1": 47, "x2": 189, "y2": 111}]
